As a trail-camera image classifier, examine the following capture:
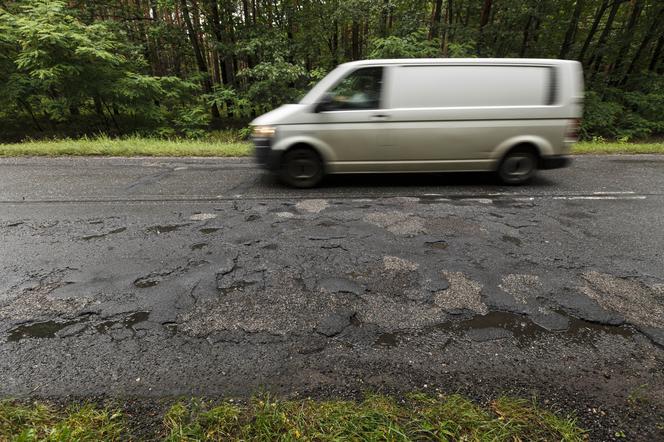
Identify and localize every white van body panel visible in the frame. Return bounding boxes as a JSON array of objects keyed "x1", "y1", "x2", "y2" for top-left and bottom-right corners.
[{"x1": 252, "y1": 58, "x2": 582, "y2": 174}]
